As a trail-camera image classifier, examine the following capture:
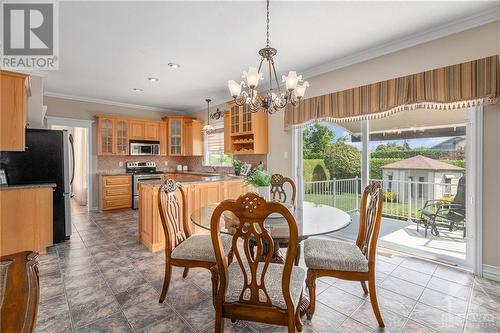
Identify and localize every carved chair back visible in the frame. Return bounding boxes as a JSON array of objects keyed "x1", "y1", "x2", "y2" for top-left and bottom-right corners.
[
  {"x1": 158, "y1": 179, "x2": 191, "y2": 256},
  {"x1": 355, "y1": 182, "x2": 384, "y2": 265},
  {"x1": 210, "y1": 192, "x2": 299, "y2": 310},
  {"x1": 270, "y1": 174, "x2": 297, "y2": 208}
]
